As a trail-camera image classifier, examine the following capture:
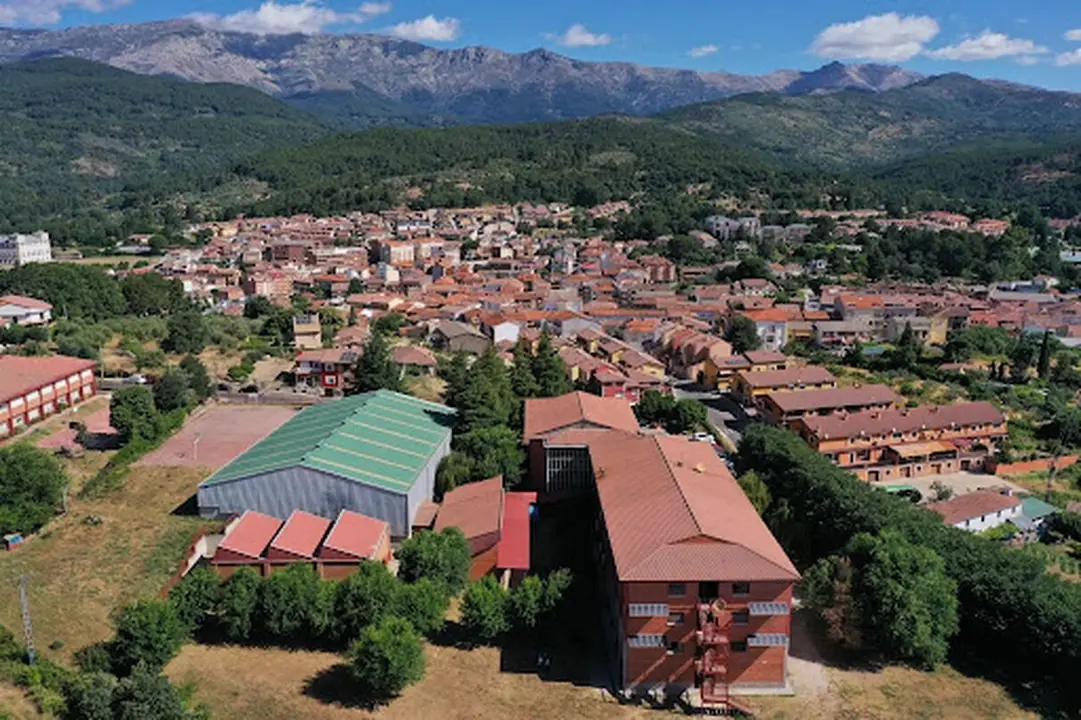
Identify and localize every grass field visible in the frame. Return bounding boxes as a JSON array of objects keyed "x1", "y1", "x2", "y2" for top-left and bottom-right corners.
[{"x1": 0, "y1": 460, "x2": 213, "y2": 665}]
